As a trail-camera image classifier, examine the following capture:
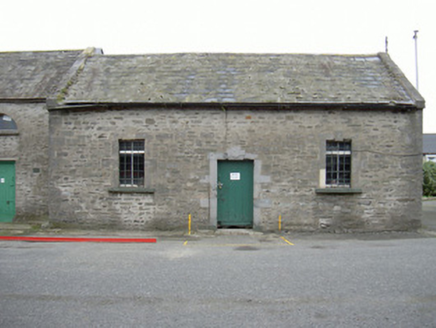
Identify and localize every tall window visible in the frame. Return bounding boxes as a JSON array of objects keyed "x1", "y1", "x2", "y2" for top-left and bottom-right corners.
[
  {"x1": 119, "y1": 140, "x2": 145, "y2": 187},
  {"x1": 326, "y1": 141, "x2": 351, "y2": 187}
]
